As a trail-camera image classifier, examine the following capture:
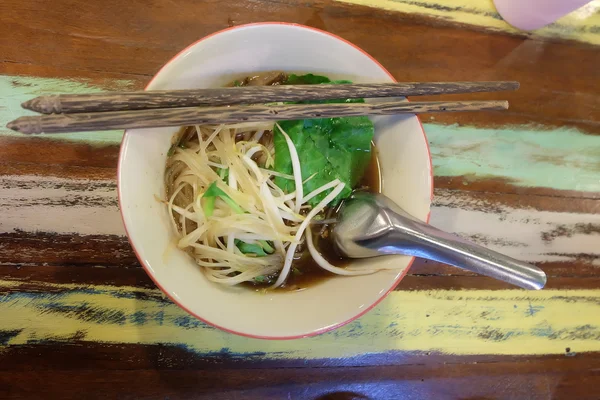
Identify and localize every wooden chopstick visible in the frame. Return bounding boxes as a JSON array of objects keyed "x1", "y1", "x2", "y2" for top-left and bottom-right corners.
[
  {"x1": 21, "y1": 81, "x2": 519, "y2": 114},
  {"x1": 7, "y1": 100, "x2": 508, "y2": 134}
]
